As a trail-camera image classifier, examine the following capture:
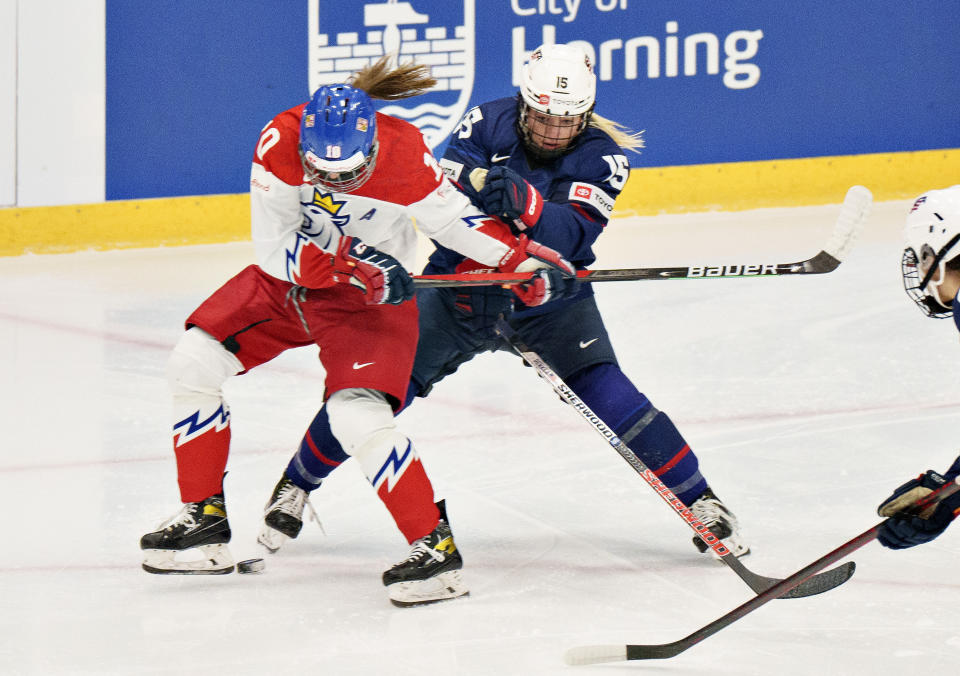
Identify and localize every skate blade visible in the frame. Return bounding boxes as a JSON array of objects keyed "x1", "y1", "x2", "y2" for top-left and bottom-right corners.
[
  {"x1": 256, "y1": 526, "x2": 288, "y2": 554},
  {"x1": 386, "y1": 570, "x2": 470, "y2": 608},
  {"x1": 142, "y1": 543, "x2": 234, "y2": 575}
]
